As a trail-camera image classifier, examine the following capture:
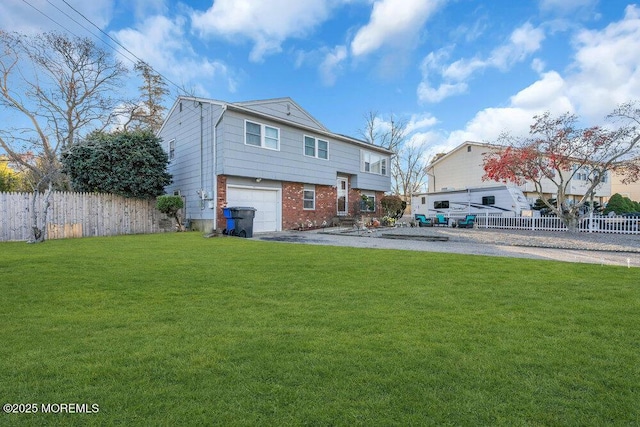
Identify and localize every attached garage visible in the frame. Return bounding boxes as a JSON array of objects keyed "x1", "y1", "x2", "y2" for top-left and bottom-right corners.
[{"x1": 226, "y1": 186, "x2": 280, "y2": 233}]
